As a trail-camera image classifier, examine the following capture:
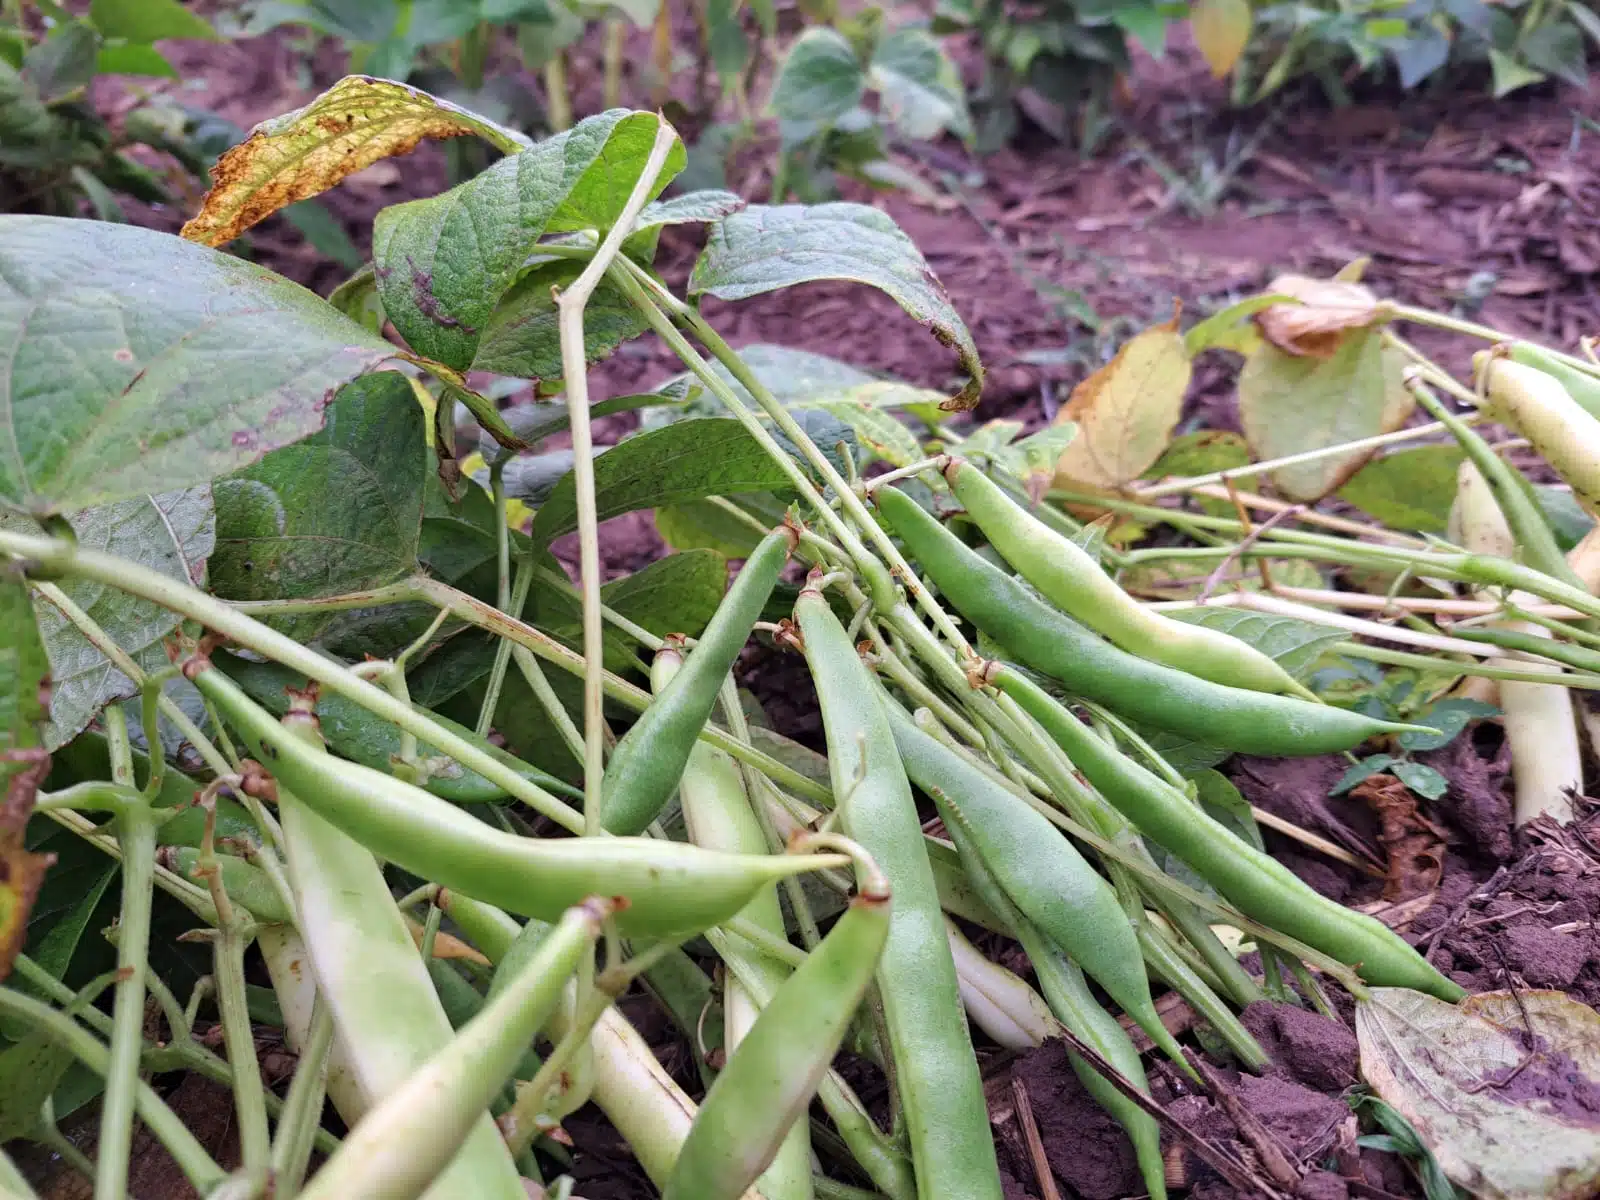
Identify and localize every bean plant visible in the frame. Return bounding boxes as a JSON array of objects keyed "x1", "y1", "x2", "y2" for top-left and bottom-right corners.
[{"x1": 2, "y1": 72, "x2": 1596, "y2": 1200}]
